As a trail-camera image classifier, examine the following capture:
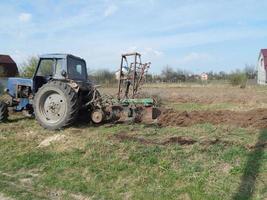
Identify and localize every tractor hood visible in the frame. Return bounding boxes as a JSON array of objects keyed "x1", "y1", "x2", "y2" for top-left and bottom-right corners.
[{"x1": 7, "y1": 78, "x2": 32, "y2": 97}]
